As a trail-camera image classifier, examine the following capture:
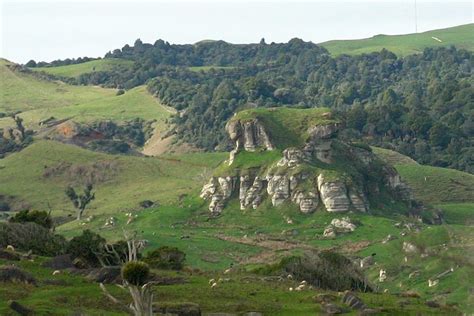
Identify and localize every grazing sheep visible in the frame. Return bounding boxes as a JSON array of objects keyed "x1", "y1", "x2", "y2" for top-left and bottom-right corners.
[
  {"x1": 211, "y1": 282, "x2": 218, "y2": 288},
  {"x1": 289, "y1": 287, "x2": 294, "y2": 291},
  {"x1": 379, "y1": 269, "x2": 387, "y2": 282},
  {"x1": 428, "y1": 279, "x2": 439, "y2": 287},
  {"x1": 287, "y1": 274, "x2": 293, "y2": 280},
  {"x1": 300, "y1": 280, "x2": 307, "y2": 285},
  {"x1": 6, "y1": 245, "x2": 15, "y2": 252},
  {"x1": 208, "y1": 278, "x2": 215, "y2": 285},
  {"x1": 224, "y1": 268, "x2": 231, "y2": 274},
  {"x1": 52, "y1": 270, "x2": 61, "y2": 276}
]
